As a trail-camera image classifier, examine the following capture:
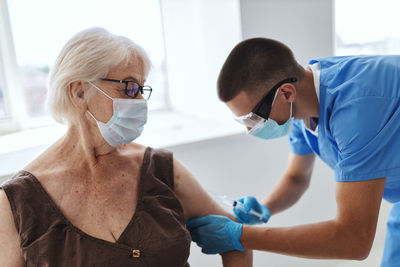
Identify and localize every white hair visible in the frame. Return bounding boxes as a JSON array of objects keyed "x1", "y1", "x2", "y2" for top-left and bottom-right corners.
[{"x1": 47, "y1": 27, "x2": 151, "y2": 124}]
